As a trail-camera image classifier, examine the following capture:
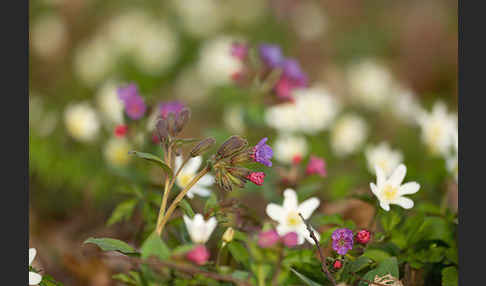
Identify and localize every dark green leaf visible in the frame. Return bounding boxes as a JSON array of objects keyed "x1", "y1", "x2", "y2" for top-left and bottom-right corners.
[
  {"x1": 362, "y1": 249, "x2": 392, "y2": 264},
  {"x1": 348, "y1": 256, "x2": 373, "y2": 273},
  {"x1": 179, "y1": 199, "x2": 195, "y2": 218},
  {"x1": 380, "y1": 209, "x2": 402, "y2": 233},
  {"x1": 129, "y1": 151, "x2": 173, "y2": 180},
  {"x1": 441, "y1": 266, "x2": 458, "y2": 286},
  {"x1": 140, "y1": 232, "x2": 170, "y2": 260},
  {"x1": 313, "y1": 214, "x2": 344, "y2": 226},
  {"x1": 289, "y1": 268, "x2": 323, "y2": 286},
  {"x1": 227, "y1": 241, "x2": 250, "y2": 266},
  {"x1": 84, "y1": 237, "x2": 137, "y2": 254},
  {"x1": 107, "y1": 199, "x2": 138, "y2": 226},
  {"x1": 359, "y1": 257, "x2": 399, "y2": 286}
]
